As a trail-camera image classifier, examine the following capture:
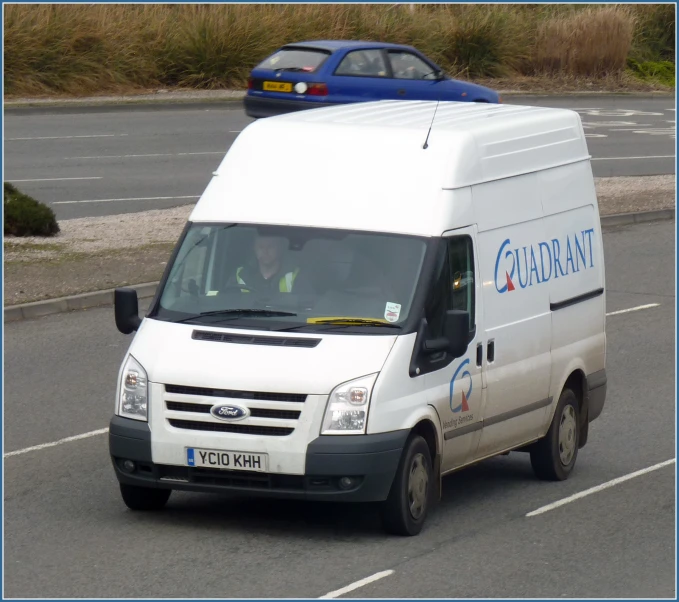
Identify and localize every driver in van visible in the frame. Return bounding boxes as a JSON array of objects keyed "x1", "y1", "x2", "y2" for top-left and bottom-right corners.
[{"x1": 230, "y1": 233, "x2": 313, "y2": 294}]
